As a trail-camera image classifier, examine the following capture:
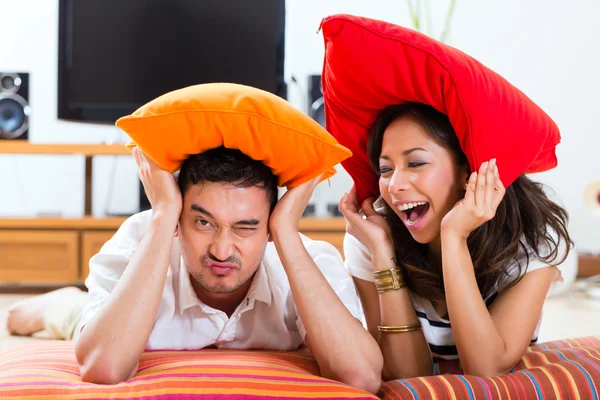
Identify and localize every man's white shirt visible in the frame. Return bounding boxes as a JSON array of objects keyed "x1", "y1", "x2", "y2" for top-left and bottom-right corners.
[{"x1": 80, "y1": 210, "x2": 361, "y2": 350}]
